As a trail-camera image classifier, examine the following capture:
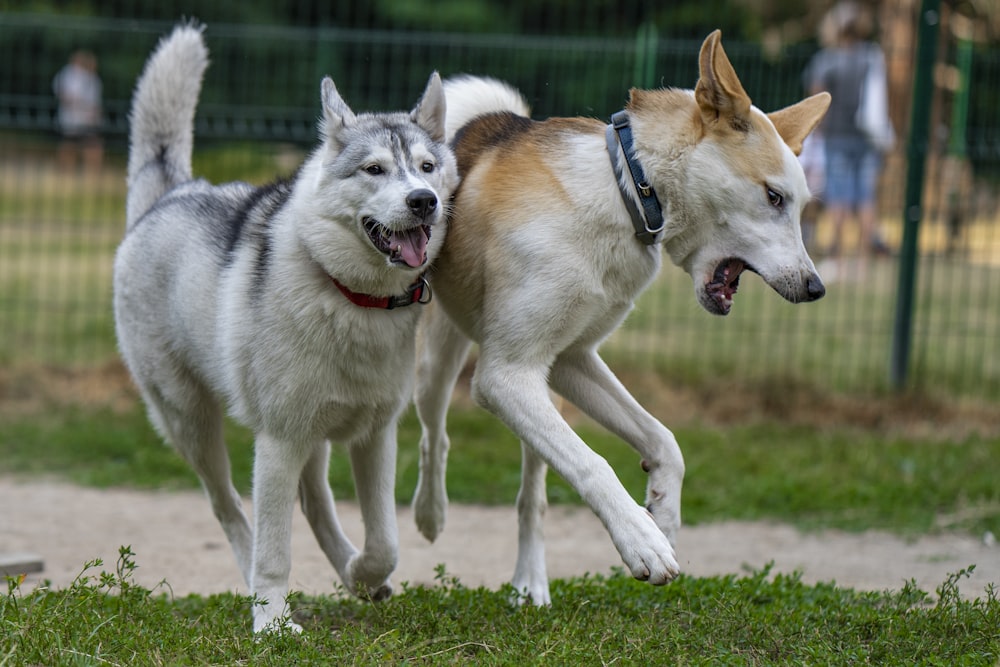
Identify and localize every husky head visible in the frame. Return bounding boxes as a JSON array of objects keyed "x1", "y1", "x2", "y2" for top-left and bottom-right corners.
[
  {"x1": 310, "y1": 72, "x2": 458, "y2": 277},
  {"x1": 633, "y1": 30, "x2": 830, "y2": 316}
]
